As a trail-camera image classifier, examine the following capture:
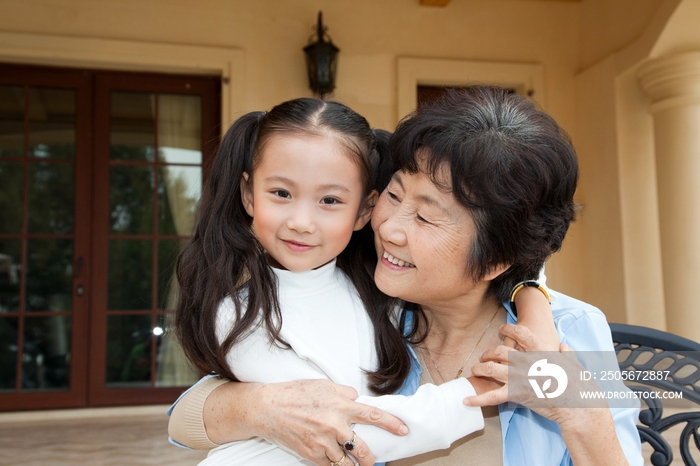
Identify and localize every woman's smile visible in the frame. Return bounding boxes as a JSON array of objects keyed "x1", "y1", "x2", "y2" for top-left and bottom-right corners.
[{"x1": 381, "y1": 250, "x2": 415, "y2": 268}]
